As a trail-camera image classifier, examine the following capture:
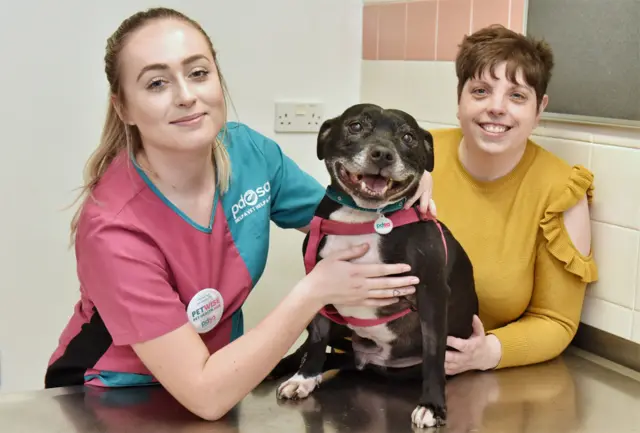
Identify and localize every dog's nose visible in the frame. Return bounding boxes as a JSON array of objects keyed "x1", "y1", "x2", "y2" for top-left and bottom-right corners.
[{"x1": 369, "y1": 145, "x2": 395, "y2": 167}]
